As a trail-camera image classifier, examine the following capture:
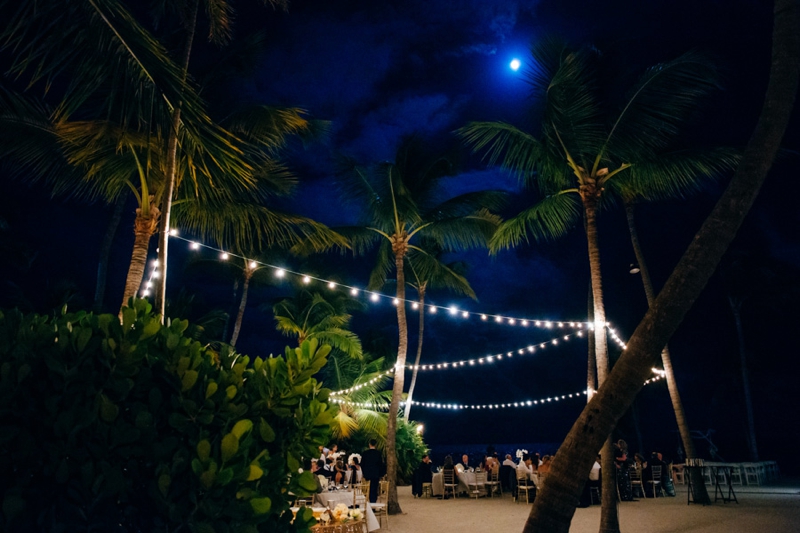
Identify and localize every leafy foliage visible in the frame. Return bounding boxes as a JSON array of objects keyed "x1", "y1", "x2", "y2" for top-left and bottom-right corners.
[{"x1": 0, "y1": 300, "x2": 333, "y2": 532}]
